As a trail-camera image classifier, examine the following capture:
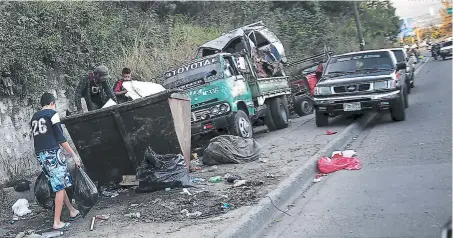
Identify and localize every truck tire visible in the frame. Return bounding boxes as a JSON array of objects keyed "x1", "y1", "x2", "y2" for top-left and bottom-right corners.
[
  {"x1": 391, "y1": 90, "x2": 406, "y2": 121},
  {"x1": 269, "y1": 97, "x2": 289, "y2": 129},
  {"x1": 315, "y1": 110, "x2": 329, "y2": 127},
  {"x1": 230, "y1": 110, "x2": 253, "y2": 138},
  {"x1": 406, "y1": 80, "x2": 411, "y2": 94},
  {"x1": 294, "y1": 95, "x2": 314, "y2": 117},
  {"x1": 264, "y1": 107, "x2": 278, "y2": 131},
  {"x1": 442, "y1": 55, "x2": 446, "y2": 60}
]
